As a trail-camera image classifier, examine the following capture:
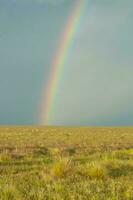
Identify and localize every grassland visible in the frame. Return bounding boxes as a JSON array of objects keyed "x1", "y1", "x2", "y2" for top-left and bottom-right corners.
[{"x1": 0, "y1": 126, "x2": 133, "y2": 200}]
